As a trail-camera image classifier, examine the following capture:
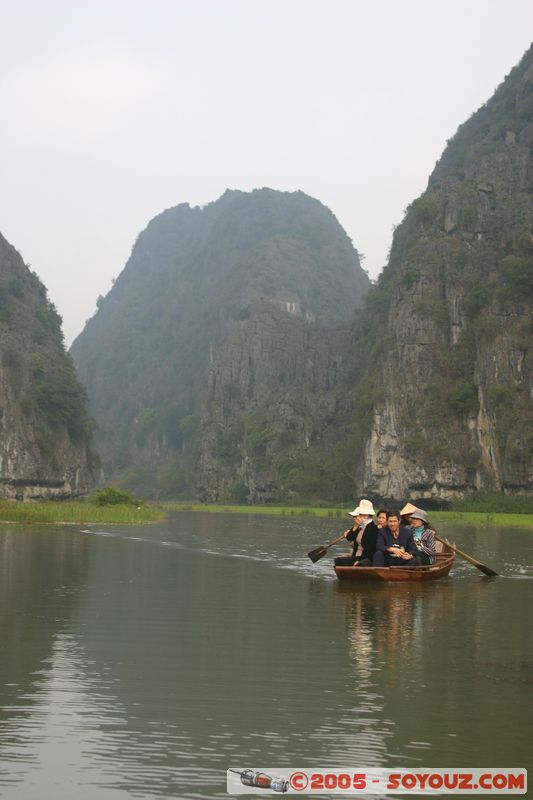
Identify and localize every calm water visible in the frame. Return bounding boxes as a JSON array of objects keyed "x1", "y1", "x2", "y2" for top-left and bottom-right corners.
[{"x1": 0, "y1": 513, "x2": 531, "y2": 799}]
